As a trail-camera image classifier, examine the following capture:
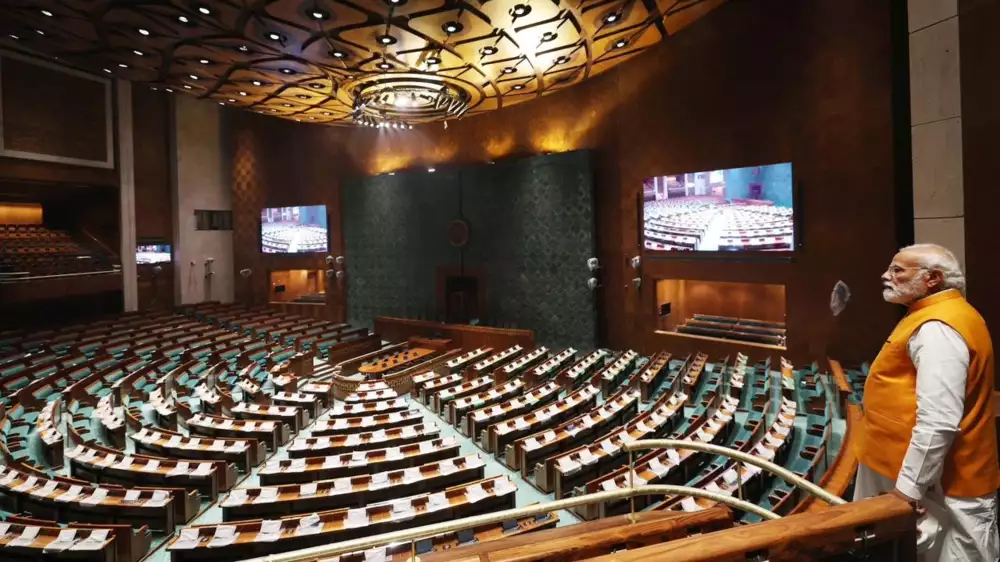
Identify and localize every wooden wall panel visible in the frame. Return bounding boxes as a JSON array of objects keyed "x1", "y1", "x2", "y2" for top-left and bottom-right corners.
[
  {"x1": 959, "y1": 0, "x2": 1000, "y2": 360},
  {"x1": 0, "y1": 202, "x2": 42, "y2": 224},
  {"x1": 131, "y1": 87, "x2": 172, "y2": 241},
  {"x1": 225, "y1": 0, "x2": 903, "y2": 365},
  {"x1": 655, "y1": 280, "x2": 786, "y2": 331},
  {"x1": 0, "y1": 55, "x2": 110, "y2": 164}
]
